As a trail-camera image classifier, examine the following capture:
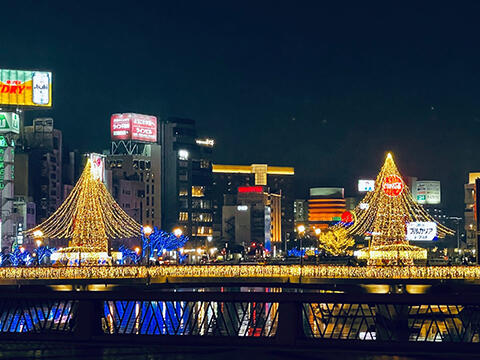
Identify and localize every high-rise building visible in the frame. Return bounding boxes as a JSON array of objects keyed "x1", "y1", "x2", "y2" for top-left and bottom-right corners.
[
  {"x1": 212, "y1": 164, "x2": 294, "y2": 243},
  {"x1": 18, "y1": 118, "x2": 63, "y2": 224},
  {"x1": 107, "y1": 113, "x2": 162, "y2": 230},
  {"x1": 465, "y1": 173, "x2": 480, "y2": 258},
  {"x1": 294, "y1": 199, "x2": 308, "y2": 226},
  {"x1": 160, "y1": 117, "x2": 214, "y2": 248},
  {"x1": 222, "y1": 186, "x2": 282, "y2": 254}
]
